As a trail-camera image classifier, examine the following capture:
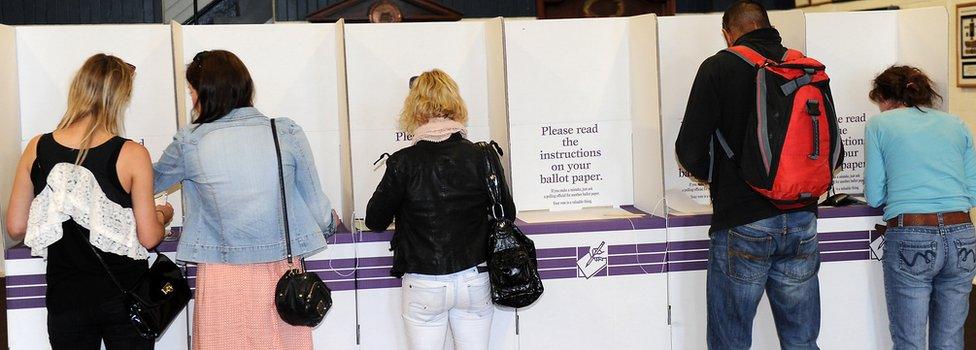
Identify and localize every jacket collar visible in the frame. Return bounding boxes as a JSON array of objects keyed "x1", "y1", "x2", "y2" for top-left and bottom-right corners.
[
  {"x1": 218, "y1": 107, "x2": 264, "y2": 122},
  {"x1": 732, "y1": 27, "x2": 787, "y2": 60}
]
